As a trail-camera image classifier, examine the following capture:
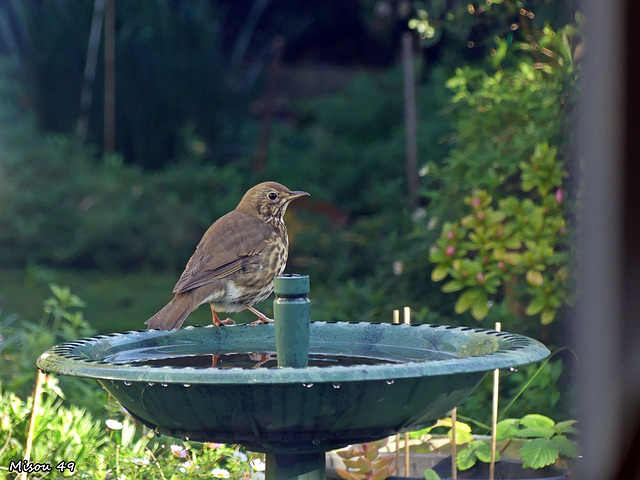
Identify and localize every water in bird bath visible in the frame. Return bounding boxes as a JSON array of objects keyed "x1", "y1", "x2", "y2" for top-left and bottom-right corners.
[
  {"x1": 103, "y1": 341, "x2": 460, "y2": 368},
  {"x1": 126, "y1": 352, "x2": 404, "y2": 369}
]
